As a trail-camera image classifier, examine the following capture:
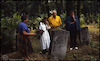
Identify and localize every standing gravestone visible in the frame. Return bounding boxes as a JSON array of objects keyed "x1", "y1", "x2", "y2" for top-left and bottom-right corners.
[
  {"x1": 50, "y1": 29, "x2": 70, "y2": 60},
  {"x1": 80, "y1": 27, "x2": 91, "y2": 45}
]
